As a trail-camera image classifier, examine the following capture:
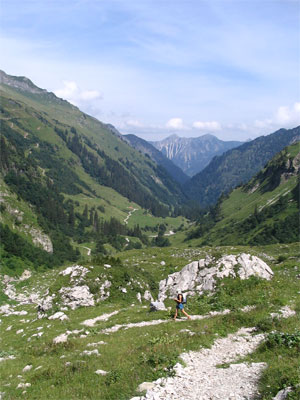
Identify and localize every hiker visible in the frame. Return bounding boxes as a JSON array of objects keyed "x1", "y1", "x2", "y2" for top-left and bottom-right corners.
[{"x1": 173, "y1": 293, "x2": 191, "y2": 320}]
